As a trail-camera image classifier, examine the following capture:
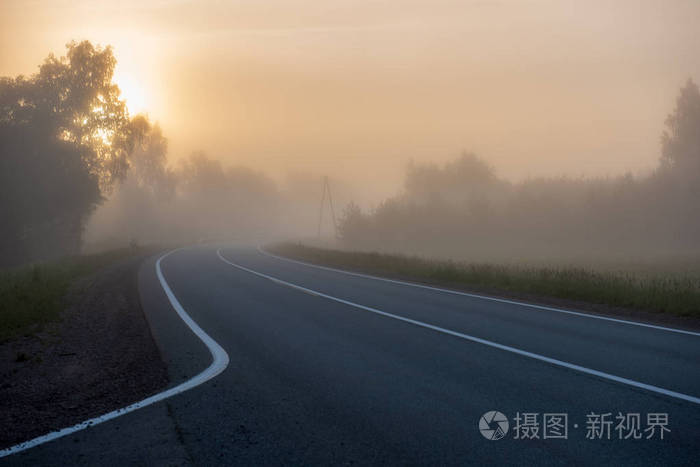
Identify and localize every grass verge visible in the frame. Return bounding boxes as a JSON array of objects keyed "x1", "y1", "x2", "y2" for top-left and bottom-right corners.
[
  {"x1": 0, "y1": 247, "x2": 156, "y2": 342},
  {"x1": 269, "y1": 243, "x2": 700, "y2": 319}
]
